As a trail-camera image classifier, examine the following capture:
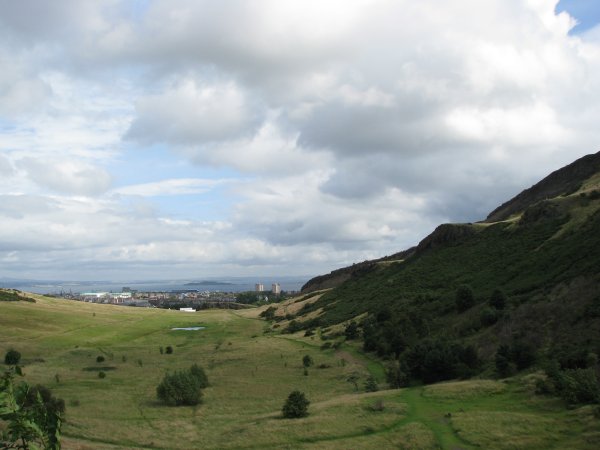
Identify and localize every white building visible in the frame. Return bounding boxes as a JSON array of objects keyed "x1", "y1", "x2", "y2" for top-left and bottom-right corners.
[
  {"x1": 255, "y1": 283, "x2": 264, "y2": 292},
  {"x1": 272, "y1": 283, "x2": 281, "y2": 295}
]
